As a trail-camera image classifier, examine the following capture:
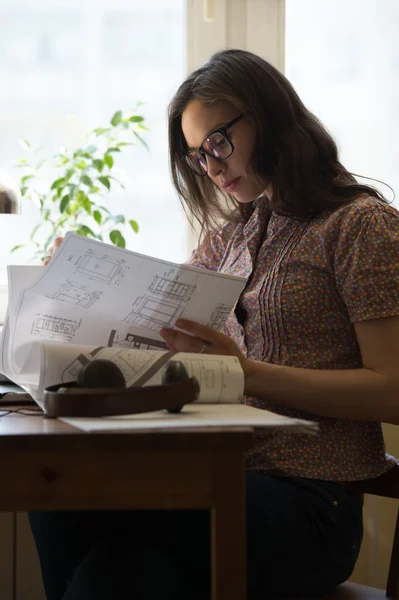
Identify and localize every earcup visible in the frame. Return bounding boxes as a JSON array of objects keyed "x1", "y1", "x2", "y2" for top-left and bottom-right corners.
[
  {"x1": 161, "y1": 360, "x2": 189, "y2": 384},
  {"x1": 162, "y1": 361, "x2": 189, "y2": 414},
  {"x1": 77, "y1": 359, "x2": 126, "y2": 389}
]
